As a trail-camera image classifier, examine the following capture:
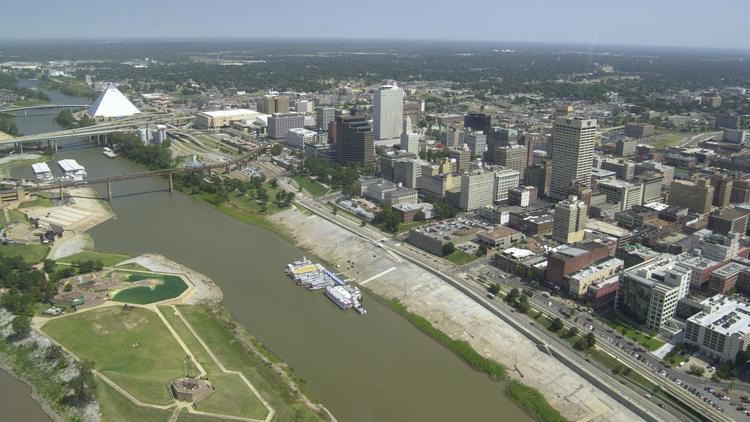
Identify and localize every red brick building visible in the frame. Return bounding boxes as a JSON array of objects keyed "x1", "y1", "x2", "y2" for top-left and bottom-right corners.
[{"x1": 545, "y1": 239, "x2": 617, "y2": 292}]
